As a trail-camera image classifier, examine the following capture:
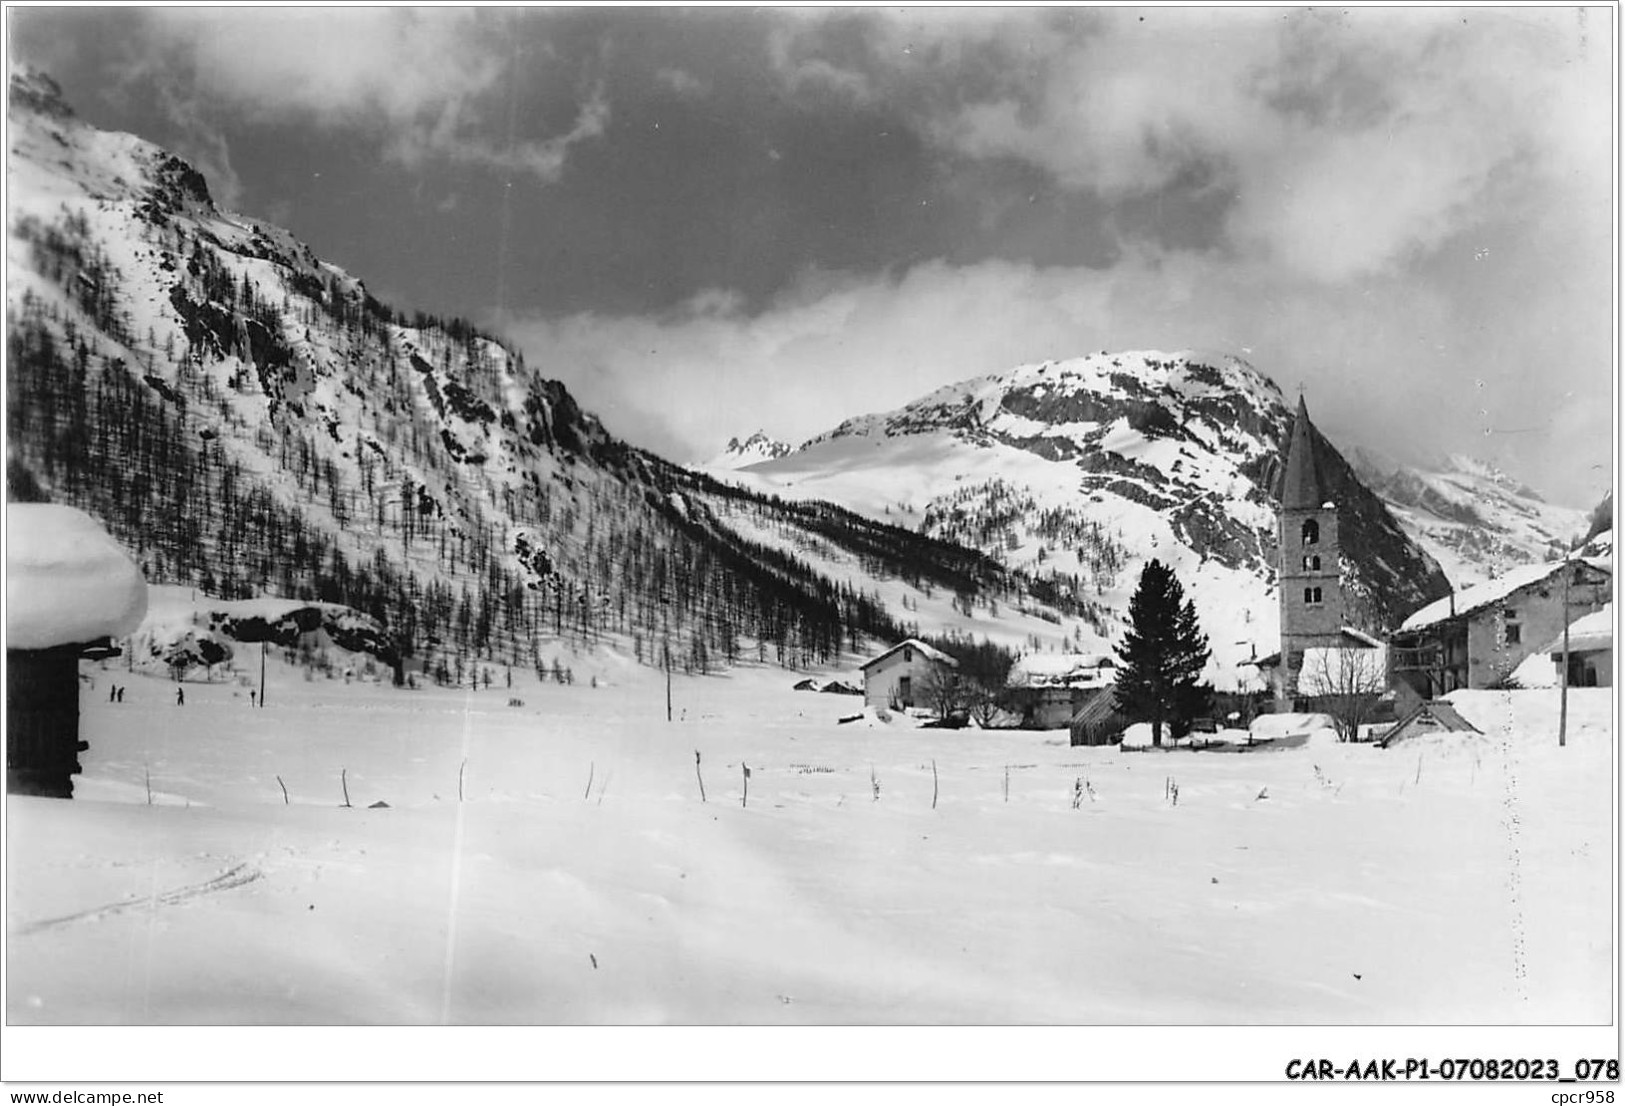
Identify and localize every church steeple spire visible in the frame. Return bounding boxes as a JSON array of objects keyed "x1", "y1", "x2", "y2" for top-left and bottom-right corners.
[
  {"x1": 1281, "y1": 394, "x2": 1329, "y2": 510},
  {"x1": 1274, "y1": 391, "x2": 1345, "y2": 702}
]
